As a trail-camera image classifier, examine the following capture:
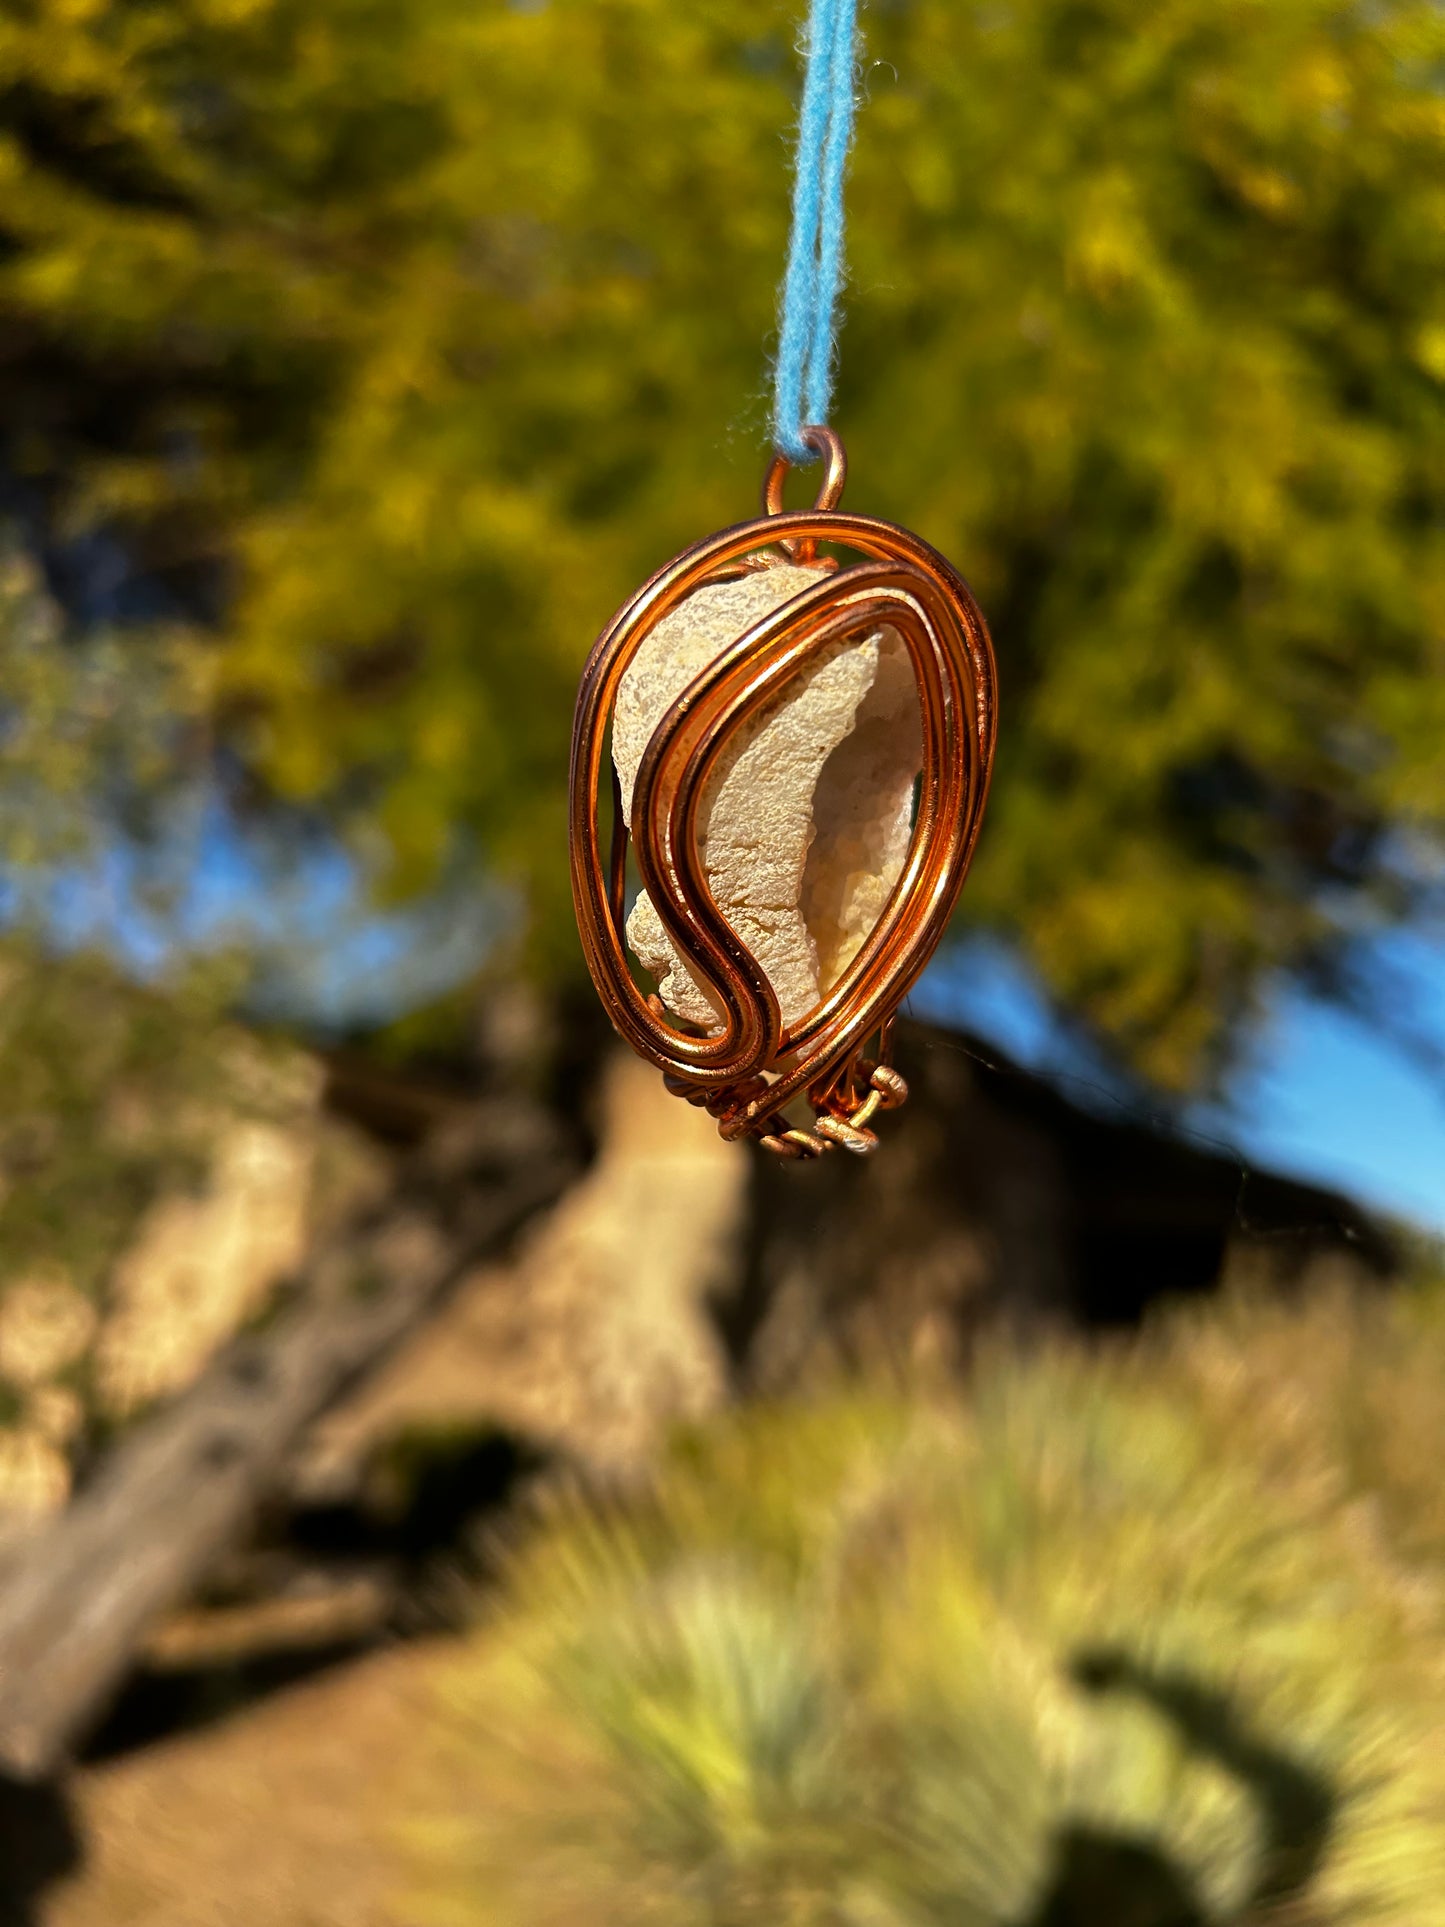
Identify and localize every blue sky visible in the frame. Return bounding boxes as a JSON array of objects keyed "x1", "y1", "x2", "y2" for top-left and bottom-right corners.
[{"x1": 34, "y1": 790, "x2": 508, "y2": 1031}]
